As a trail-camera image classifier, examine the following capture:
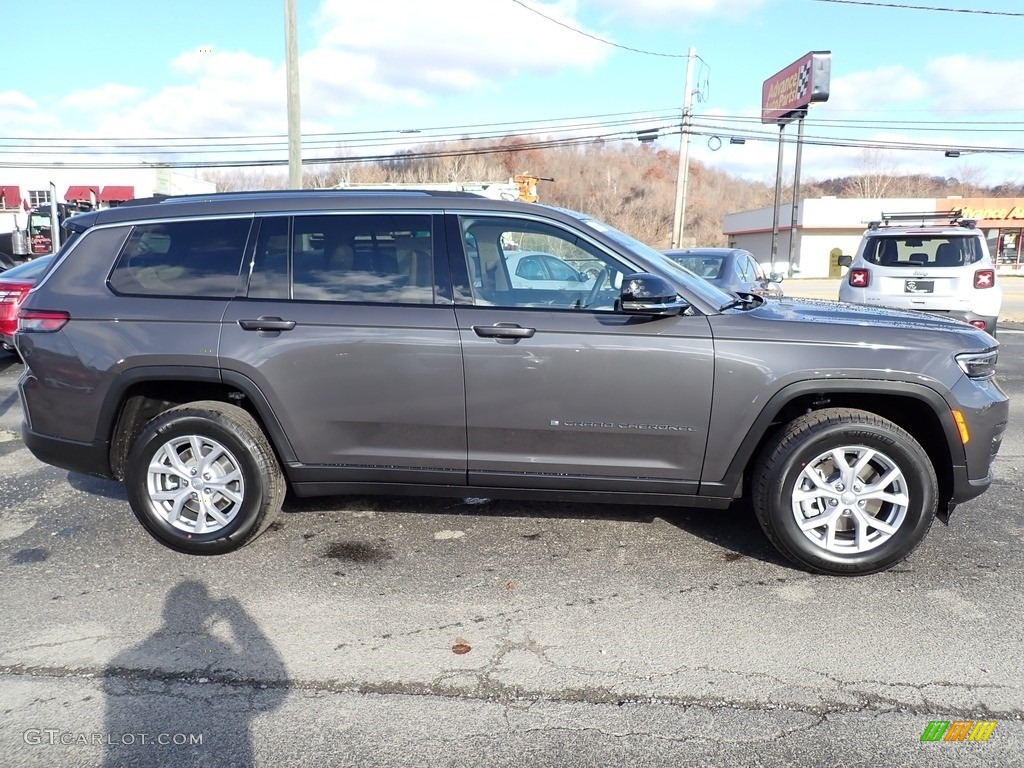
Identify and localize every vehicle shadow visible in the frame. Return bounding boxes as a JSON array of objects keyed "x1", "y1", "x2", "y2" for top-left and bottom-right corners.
[
  {"x1": 66, "y1": 472, "x2": 127, "y2": 500},
  {"x1": 0, "y1": 351, "x2": 22, "y2": 370},
  {"x1": 282, "y1": 492, "x2": 795, "y2": 570},
  {"x1": 101, "y1": 580, "x2": 287, "y2": 767}
]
